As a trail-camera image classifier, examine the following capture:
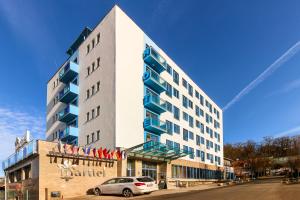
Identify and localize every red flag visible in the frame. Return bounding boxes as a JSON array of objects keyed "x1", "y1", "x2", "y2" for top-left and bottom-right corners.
[
  {"x1": 98, "y1": 147, "x2": 103, "y2": 159},
  {"x1": 71, "y1": 145, "x2": 75, "y2": 154},
  {"x1": 110, "y1": 150, "x2": 115, "y2": 160},
  {"x1": 92, "y1": 148, "x2": 96, "y2": 157},
  {"x1": 103, "y1": 148, "x2": 107, "y2": 158},
  {"x1": 116, "y1": 150, "x2": 121, "y2": 160}
]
